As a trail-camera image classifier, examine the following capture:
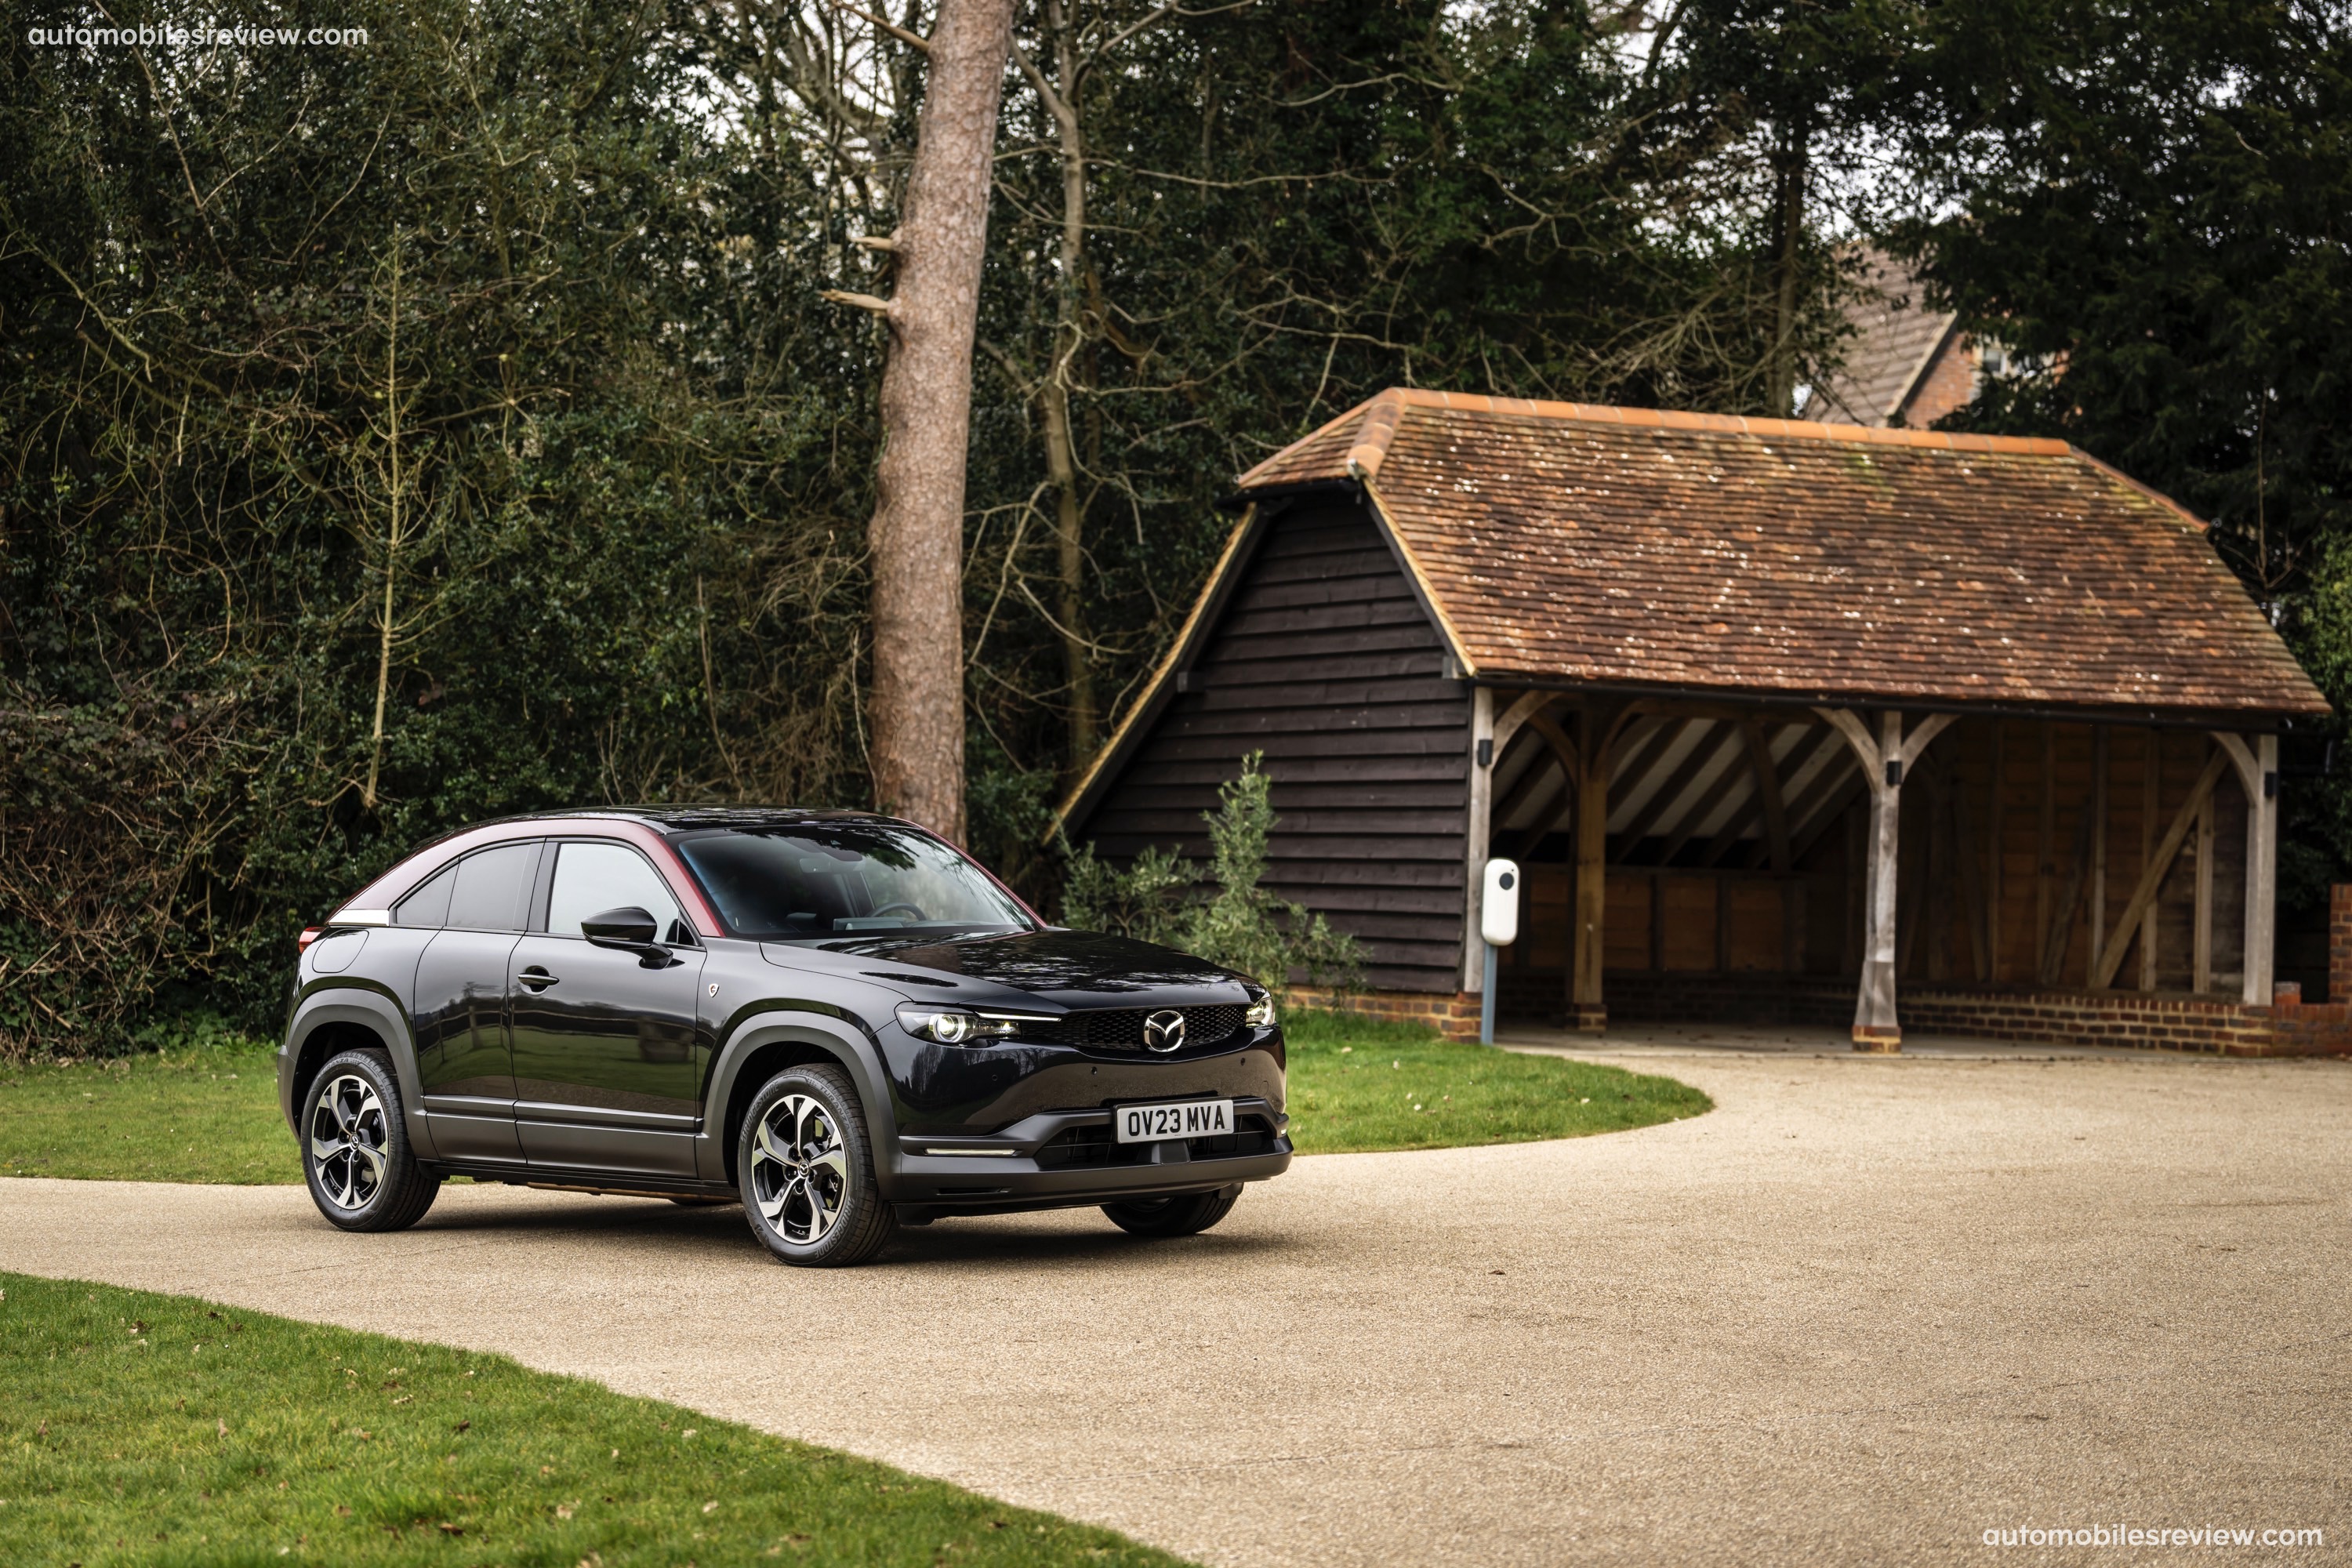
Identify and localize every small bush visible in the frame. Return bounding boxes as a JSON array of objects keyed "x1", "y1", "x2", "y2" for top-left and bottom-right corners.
[{"x1": 1059, "y1": 751, "x2": 1363, "y2": 993}]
